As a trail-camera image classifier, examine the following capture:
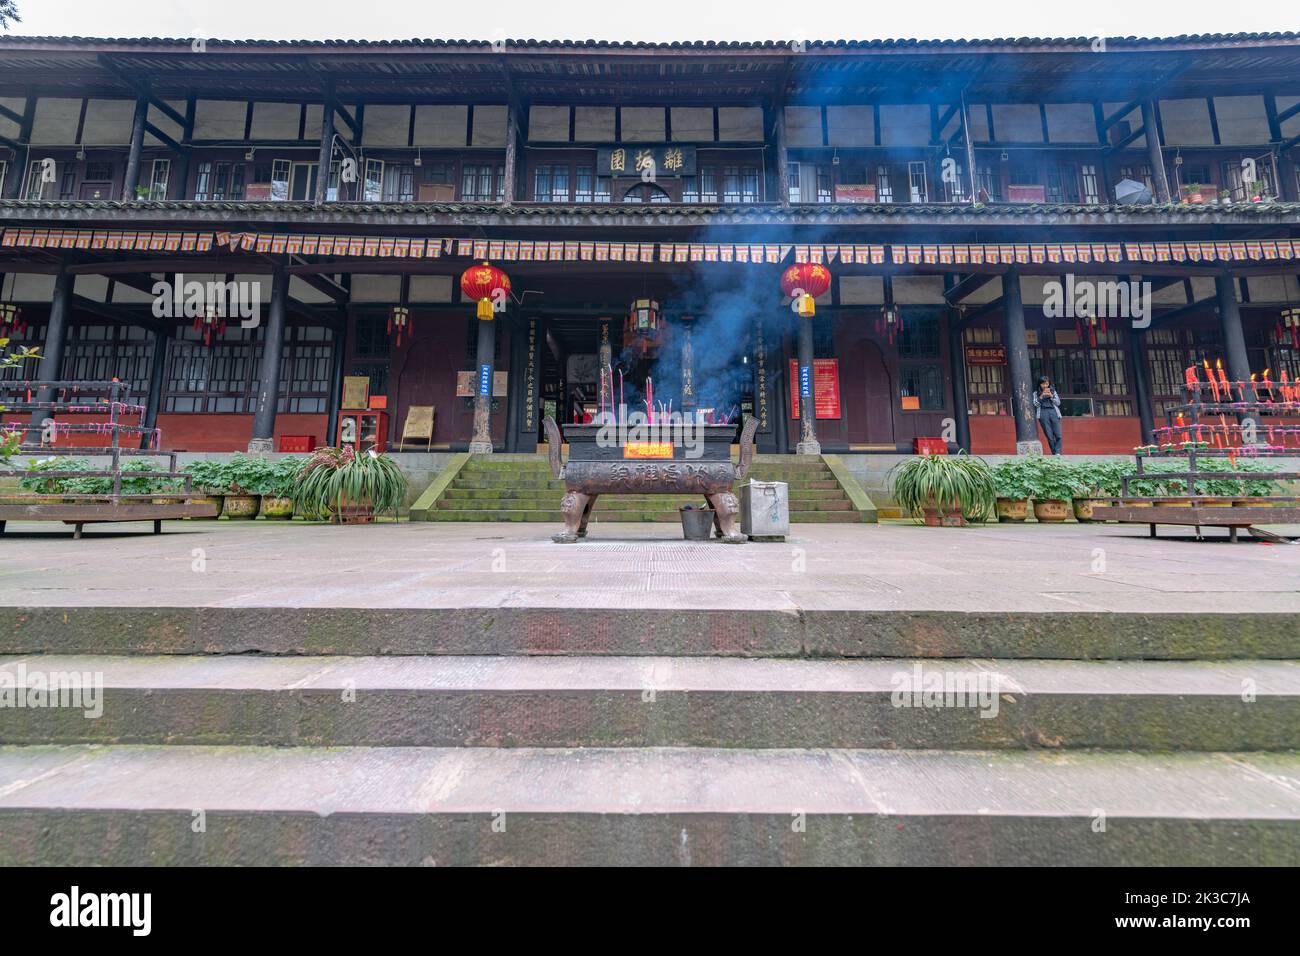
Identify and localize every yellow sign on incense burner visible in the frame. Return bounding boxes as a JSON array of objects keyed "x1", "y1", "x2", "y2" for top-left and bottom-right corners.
[{"x1": 623, "y1": 443, "x2": 674, "y2": 460}]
